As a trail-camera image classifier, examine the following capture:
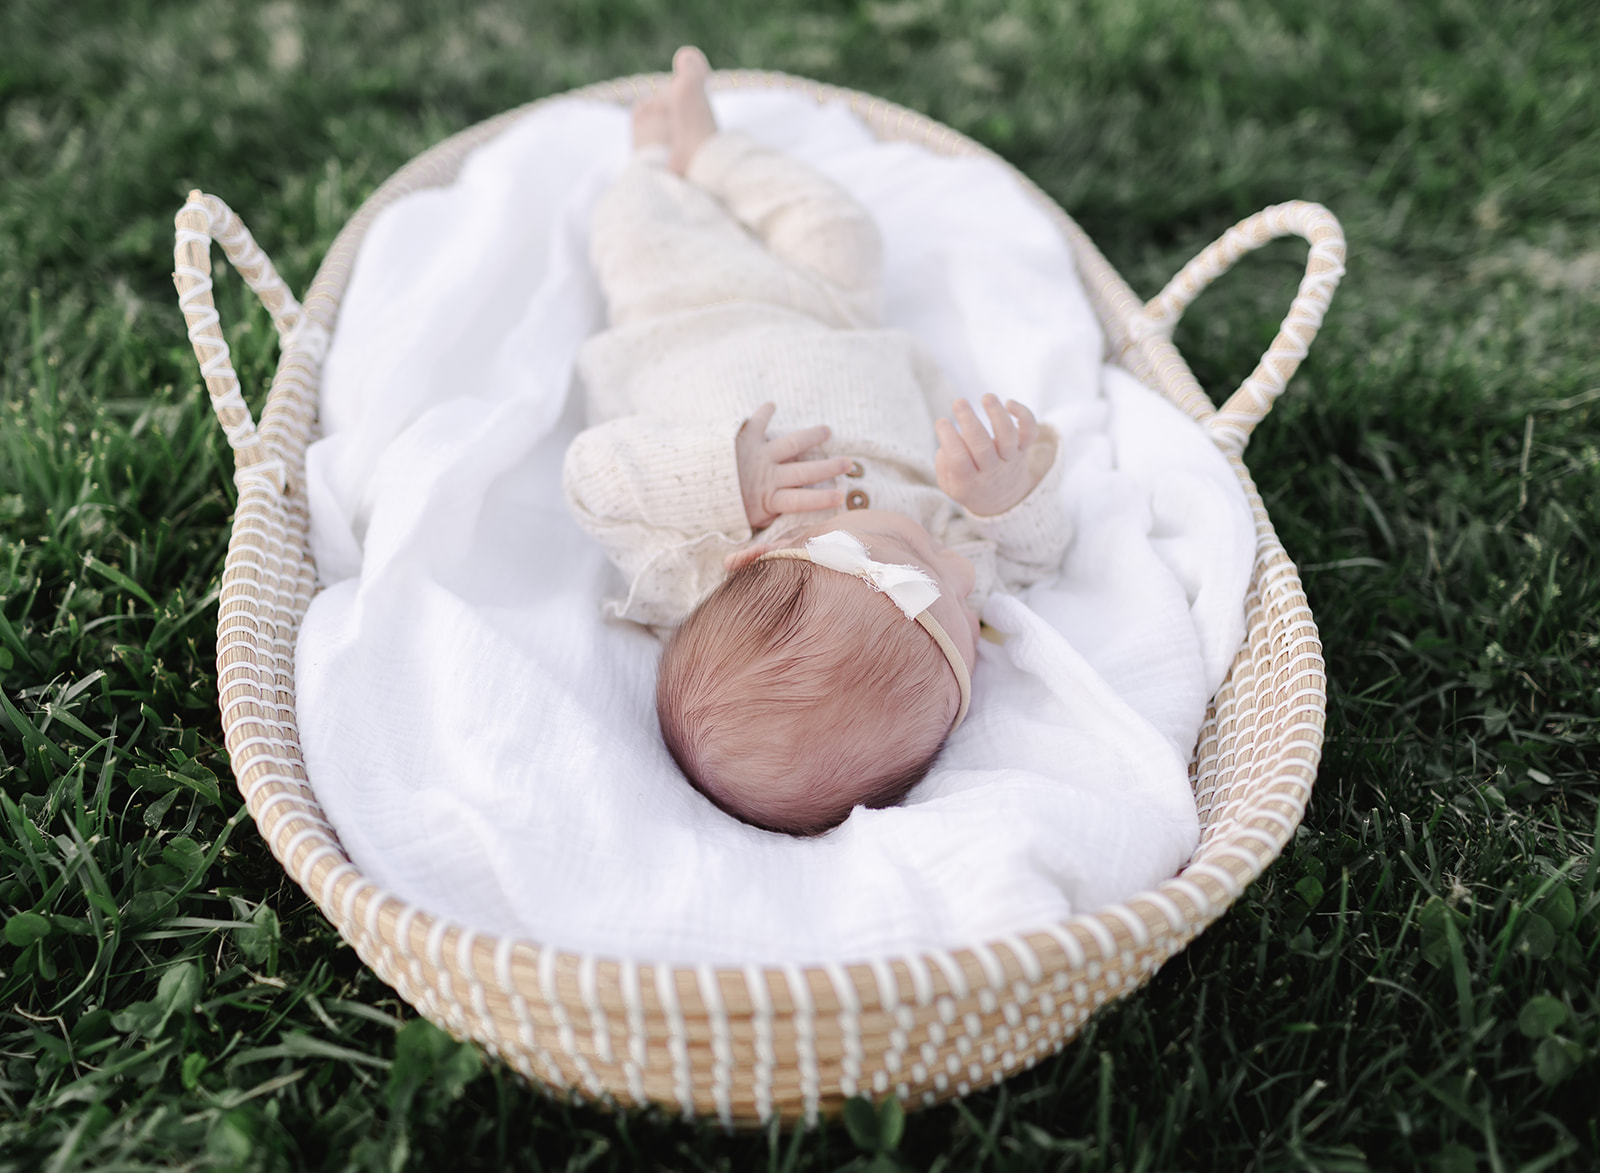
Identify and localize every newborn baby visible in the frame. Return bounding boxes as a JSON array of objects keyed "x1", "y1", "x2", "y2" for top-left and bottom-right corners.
[{"x1": 564, "y1": 48, "x2": 1070, "y2": 834}]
